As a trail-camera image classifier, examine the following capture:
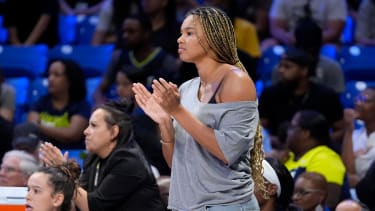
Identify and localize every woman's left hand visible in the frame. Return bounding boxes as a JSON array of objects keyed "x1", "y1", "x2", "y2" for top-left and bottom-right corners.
[
  {"x1": 39, "y1": 142, "x2": 68, "y2": 166},
  {"x1": 152, "y1": 78, "x2": 180, "y2": 115}
]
